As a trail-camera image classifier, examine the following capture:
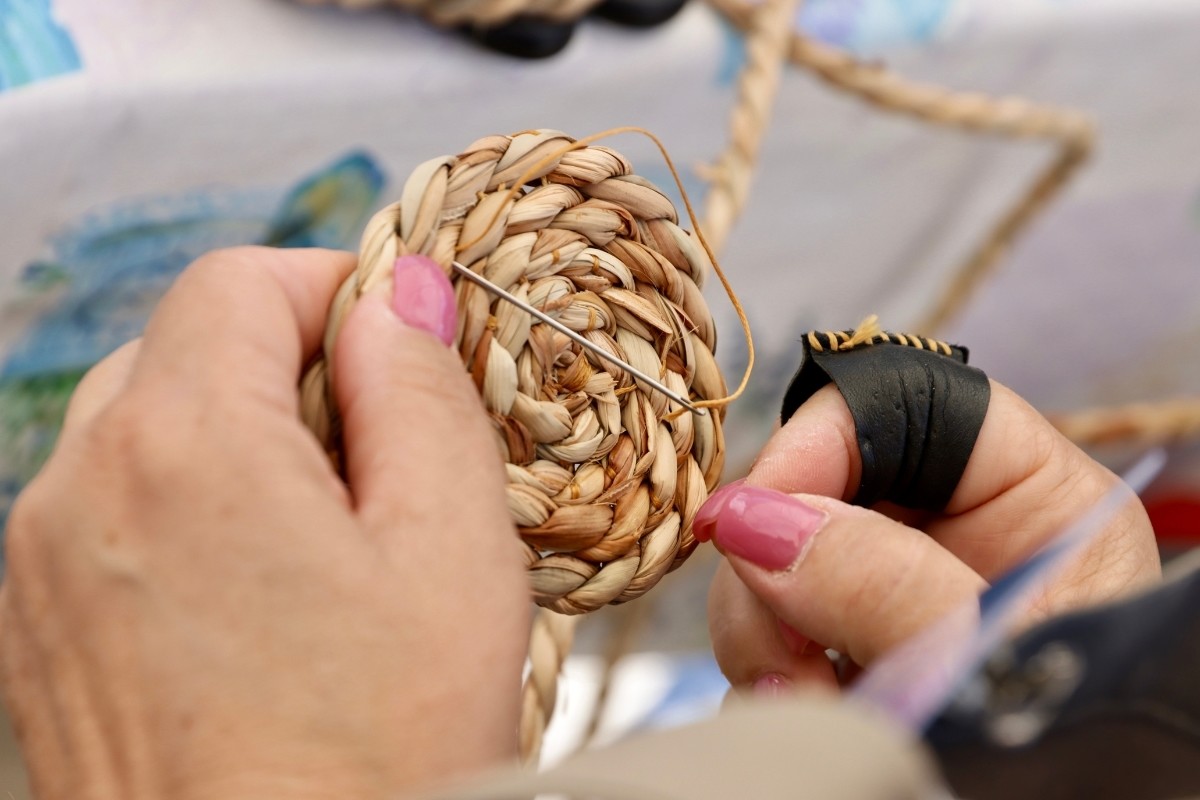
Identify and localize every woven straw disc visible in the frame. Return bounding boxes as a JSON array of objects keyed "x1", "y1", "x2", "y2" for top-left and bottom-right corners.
[{"x1": 301, "y1": 130, "x2": 726, "y2": 615}]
